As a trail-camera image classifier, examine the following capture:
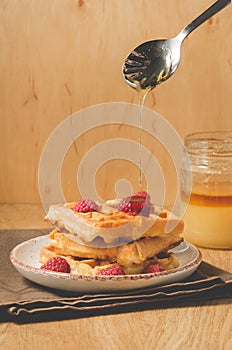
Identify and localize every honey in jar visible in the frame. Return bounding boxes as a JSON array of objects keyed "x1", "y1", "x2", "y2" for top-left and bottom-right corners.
[{"x1": 180, "y1": 132, "x2": 232, "y2": 249}]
